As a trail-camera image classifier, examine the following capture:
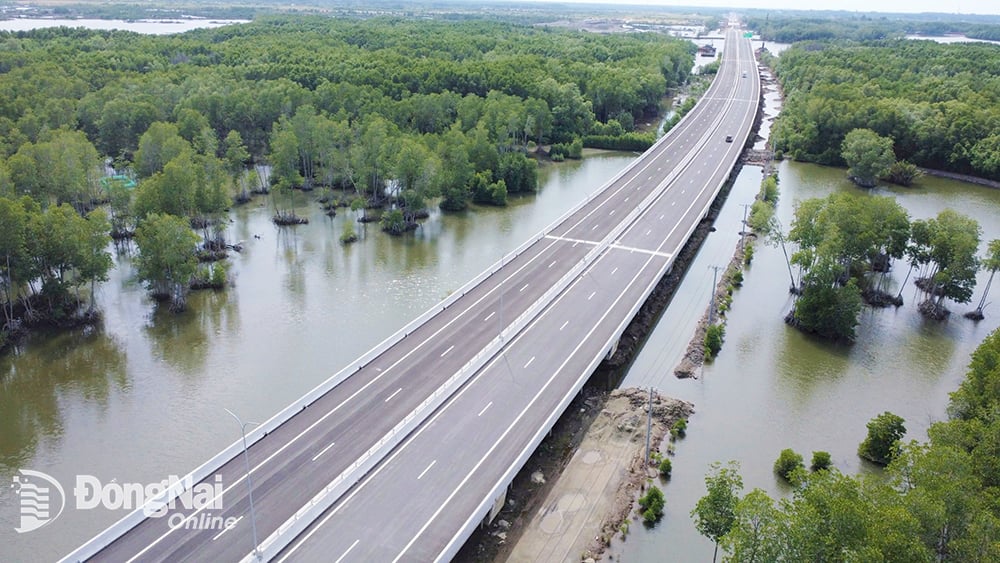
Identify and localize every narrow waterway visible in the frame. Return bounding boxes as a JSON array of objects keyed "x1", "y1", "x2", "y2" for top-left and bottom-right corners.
[
  {"x1": 0, "y1": 152, "x2": 636, "y2": 562},
  {"x1": 0, "y1": 18, "x2": 248, "y2": 34},
  {"x1": 614, "y1": 160, "x2": 1000, "y2": 561}
]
